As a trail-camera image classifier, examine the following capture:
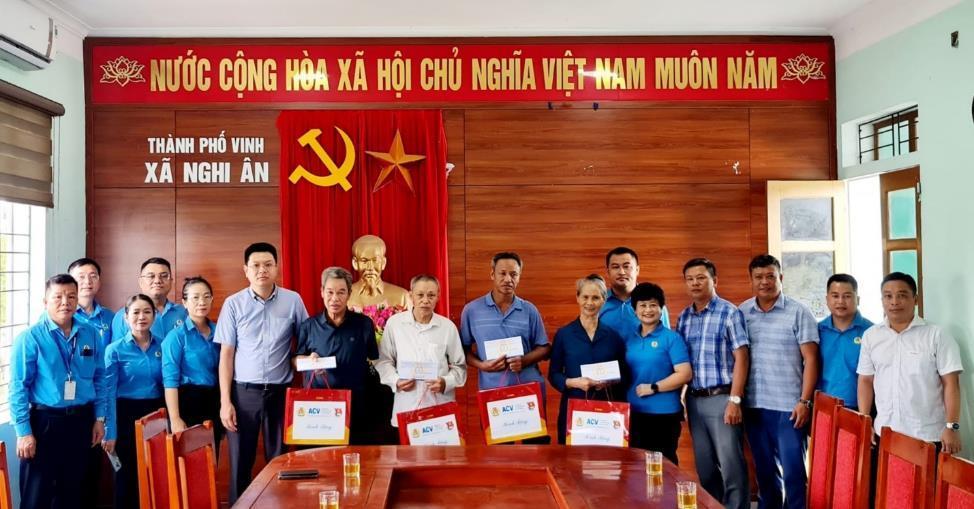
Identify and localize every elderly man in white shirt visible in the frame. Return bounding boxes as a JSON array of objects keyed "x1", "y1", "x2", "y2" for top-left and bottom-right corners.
[
  {"x1": 857, "y1": 272, "x2": 964, "y2": 454},
  {"x1": 376, "y1": 275, "x2": 467, "y2": 427}
]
